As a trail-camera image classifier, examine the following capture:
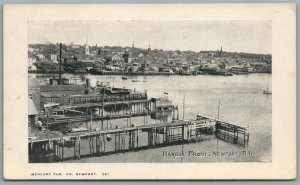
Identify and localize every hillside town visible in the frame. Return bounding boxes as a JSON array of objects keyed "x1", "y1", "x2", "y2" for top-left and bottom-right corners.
[{"x1": 28, "y1": 42, "x2": 272, "y2": 76}]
